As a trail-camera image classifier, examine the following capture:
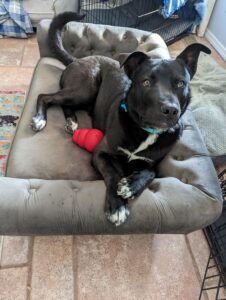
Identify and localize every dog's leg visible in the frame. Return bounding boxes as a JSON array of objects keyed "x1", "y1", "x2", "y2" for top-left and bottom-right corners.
[
  {"x1": 62, "y1": 105, "x2": 78, "y2": 134},
  {"x1": 31, "y1": 89, "x2": 90, "y2": 132},
  {"x1": 117, "y1": 169, "x2": 155, "y2": 200},
  {"x1": 93, "y1": 148, "x2": 130, "y2": 226},
  {"x1": 31, "y1": 90, "x2": 68, "y2": 132},
  {"x1": 31, "y1": 93, "x2": 50, "y2": 131}
]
